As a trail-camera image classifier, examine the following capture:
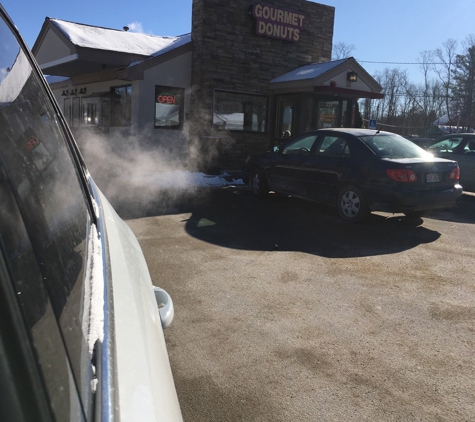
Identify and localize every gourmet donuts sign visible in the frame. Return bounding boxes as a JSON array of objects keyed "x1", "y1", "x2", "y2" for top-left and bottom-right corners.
[{"x1": 250, "y1": 3, "x2": 305, "y2": 42}]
